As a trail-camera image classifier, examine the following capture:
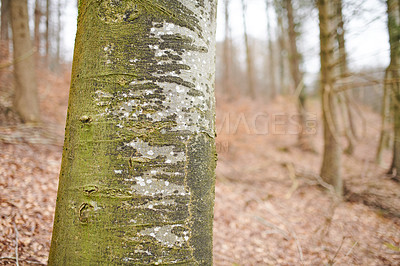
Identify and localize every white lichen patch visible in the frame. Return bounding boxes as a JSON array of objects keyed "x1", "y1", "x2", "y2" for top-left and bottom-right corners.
[
  {"x1": 90, "y1": 200, "x2": 101, "y2": 211},
  {"x1": 138, "y1": 224, "x2": 189, "y2": 247},
  {"x1": 146, "y1": 19, "x2": 216, "y2": 136},
  {"x1": 128, "y1": 80, "x2": 151, "y2": 86},
  {"x1": 141, "y1": 199, "x2": 176, "y2": 210},
  {"x1": 103, "y1": 43, "x2": 116, "y2": 65},
  {"x1": 97, "y1": 18, "x2": 216, "y2": 134},
  {"x1": 130, "y1": 175, "x2": 187, "y2": 197},
  {"x1": 95, "y1": 90, "x2": 113, "y2": 98},
  {"x1": 125, "y1": 138, "x2": 185, "y2": 163}
]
